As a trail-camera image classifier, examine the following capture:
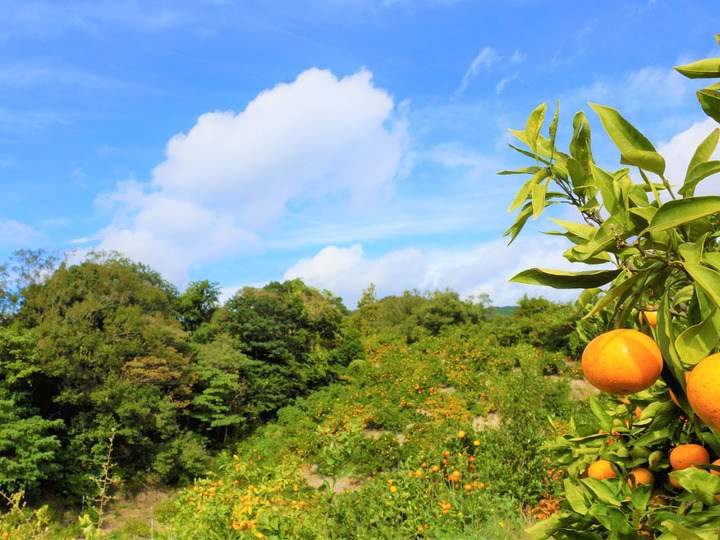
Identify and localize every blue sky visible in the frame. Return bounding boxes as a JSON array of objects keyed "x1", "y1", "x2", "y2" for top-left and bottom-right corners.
[{"x1": 2, "y1": 0, "x2": 720, "y2": 308}]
